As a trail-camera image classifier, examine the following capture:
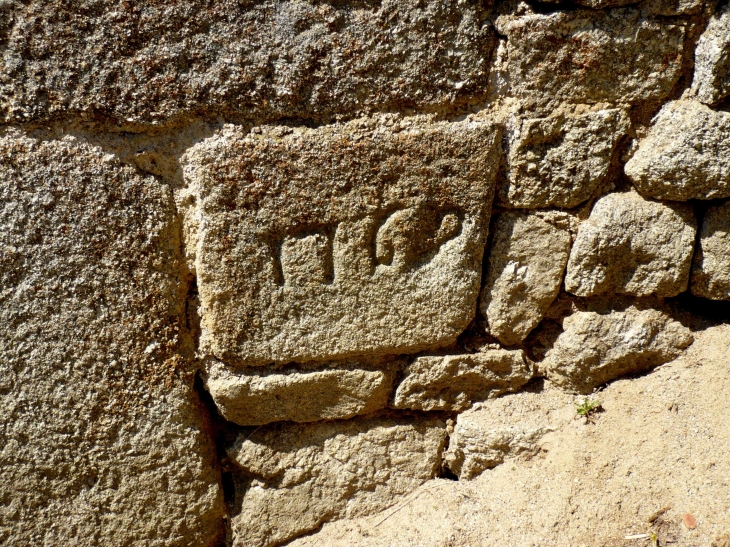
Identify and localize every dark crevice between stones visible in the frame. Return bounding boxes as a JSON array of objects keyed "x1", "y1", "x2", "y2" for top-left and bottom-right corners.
[{"x1": 194, "y1": 371, "x2": 236, "y2": 547}]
